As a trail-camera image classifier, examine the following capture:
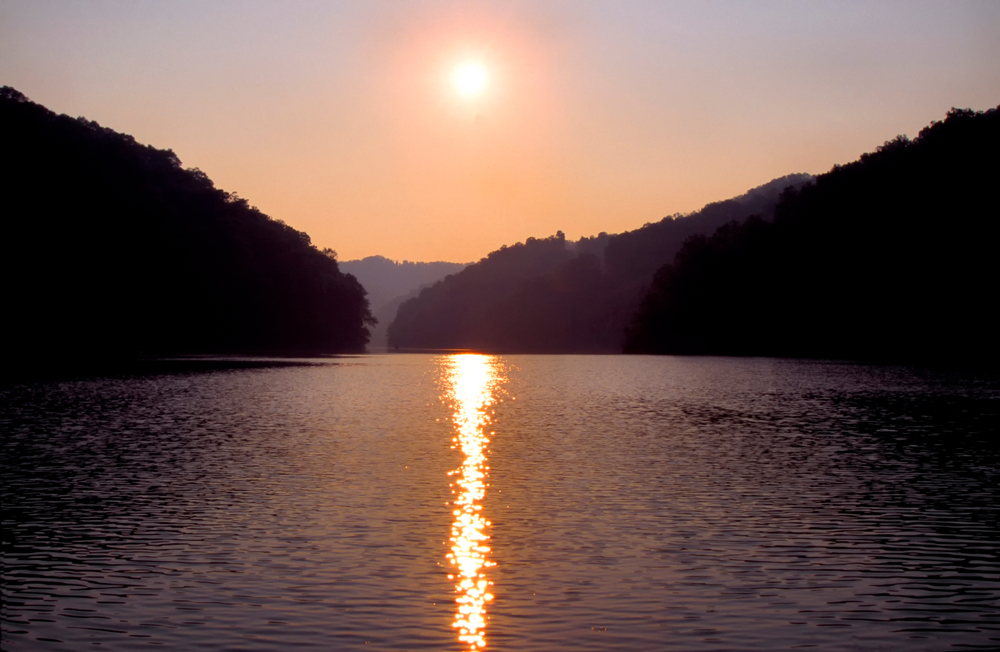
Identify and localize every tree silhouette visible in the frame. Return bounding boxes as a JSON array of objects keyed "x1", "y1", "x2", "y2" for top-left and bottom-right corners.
[
  {"x1": 625, "y1": 106, "x2": 1000, "y2": 365},
  {"x1": 387, "y1": 175, "x2": 811, "y2": 352},
  {"x1": 2, "y1": 86, "x2": 374, "y2": 376}
]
